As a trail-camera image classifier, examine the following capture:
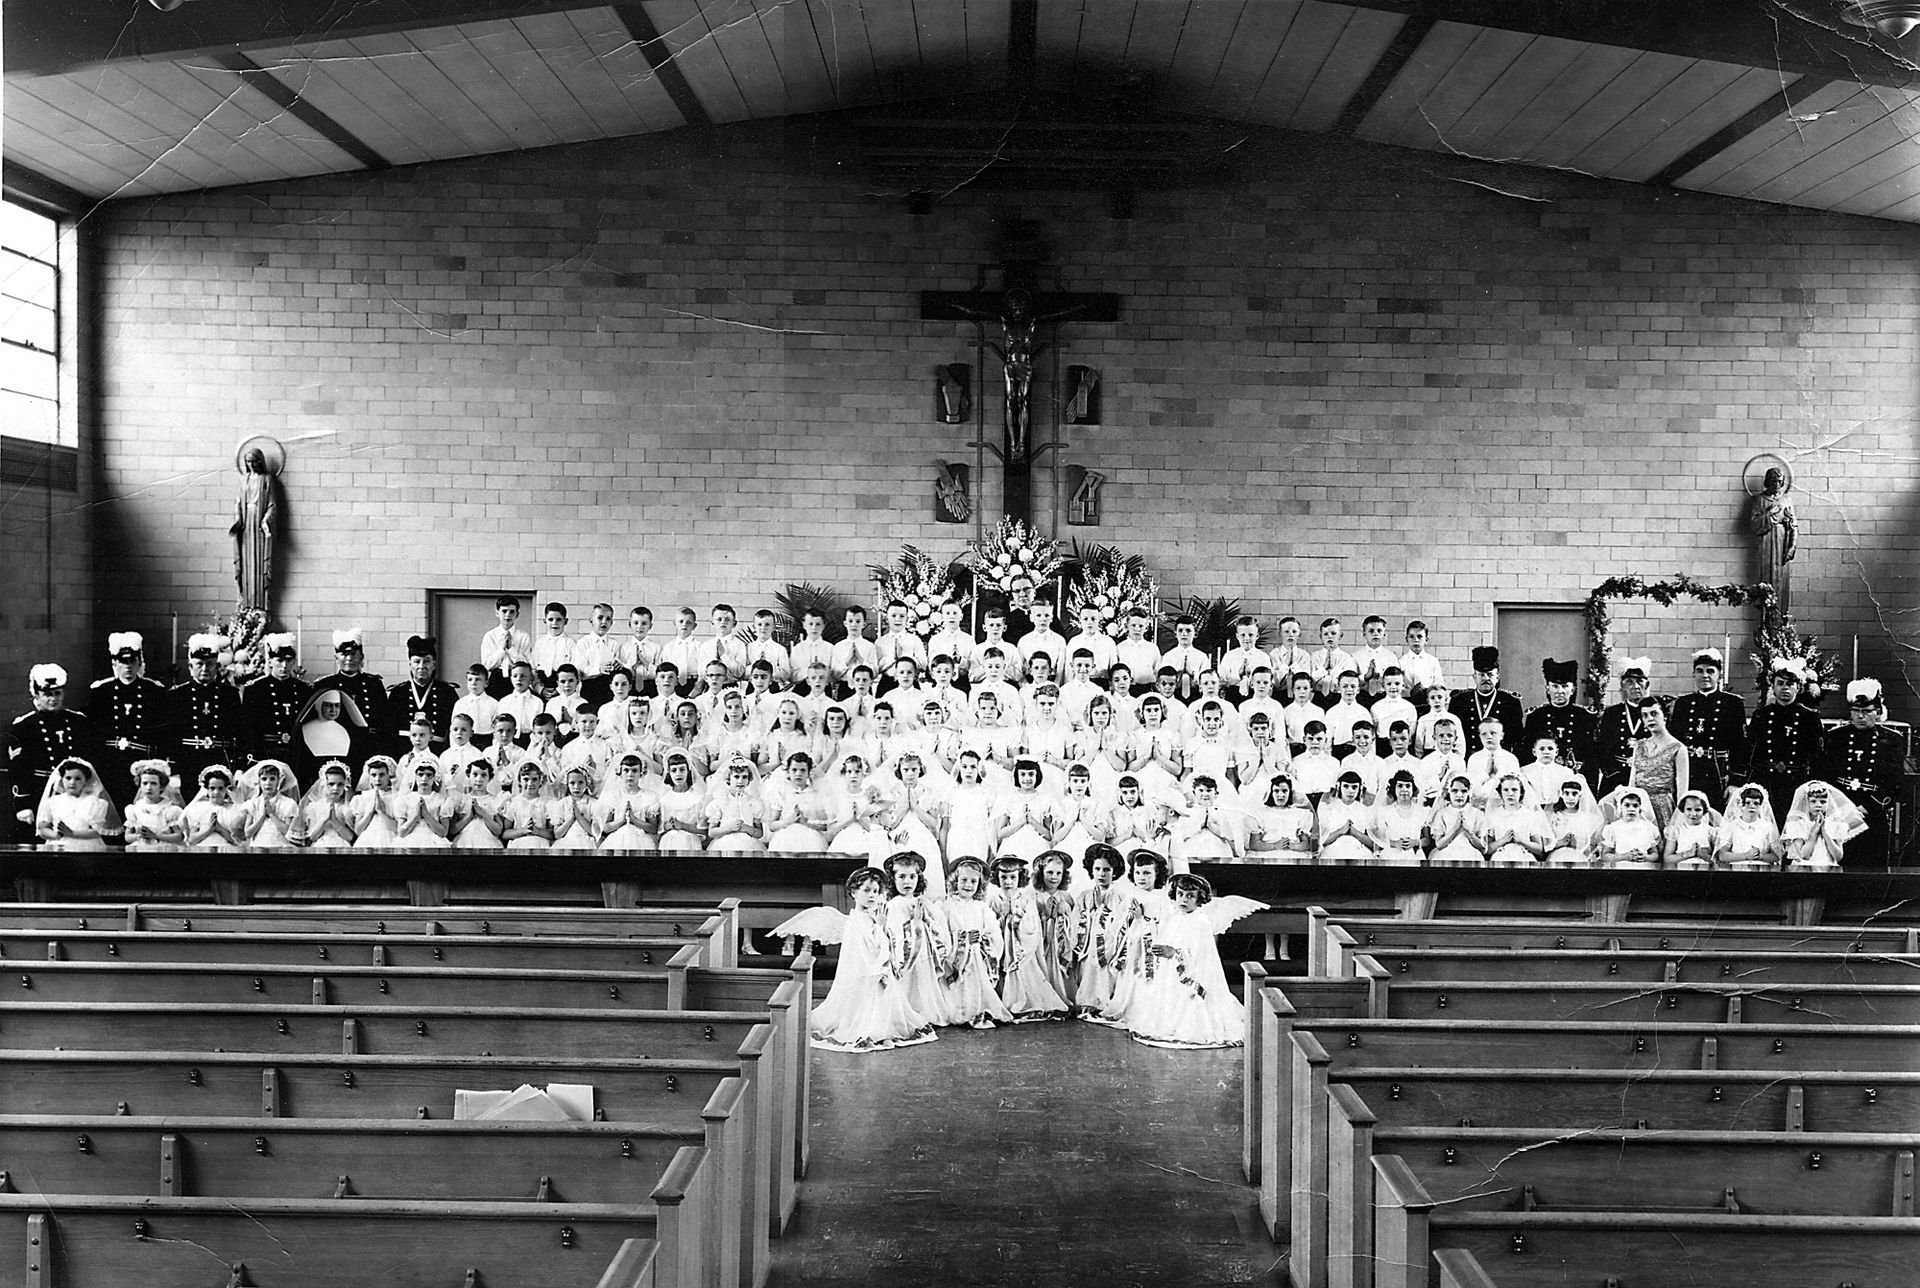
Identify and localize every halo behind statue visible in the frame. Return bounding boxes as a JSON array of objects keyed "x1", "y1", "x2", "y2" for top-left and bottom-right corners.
[
  {"x1": 1742, "y1": 452, "x2": 1791, "y2": 496},
  {"x1": 235, "y1": 435, "x2": 285, "y2": 476}
]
